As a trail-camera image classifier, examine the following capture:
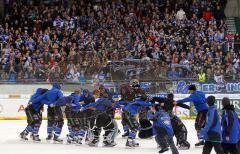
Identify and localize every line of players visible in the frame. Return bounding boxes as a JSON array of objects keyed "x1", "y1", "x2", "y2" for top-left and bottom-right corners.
[
  {"x1": 19, "y1": 80, "x2": 190, "y2": 153},
  {"x1": 19, "y1": 80, "x2": 240, "y2": 154}
]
